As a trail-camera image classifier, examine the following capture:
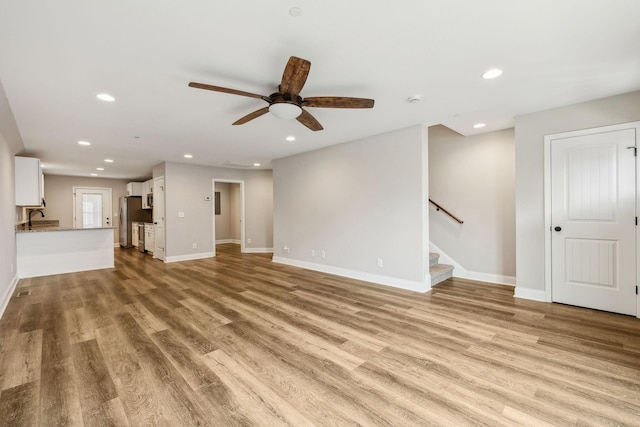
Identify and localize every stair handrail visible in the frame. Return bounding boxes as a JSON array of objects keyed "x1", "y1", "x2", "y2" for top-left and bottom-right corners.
[{"x1": 429, "y1": 199, "x2": 464, "y2": 224}]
